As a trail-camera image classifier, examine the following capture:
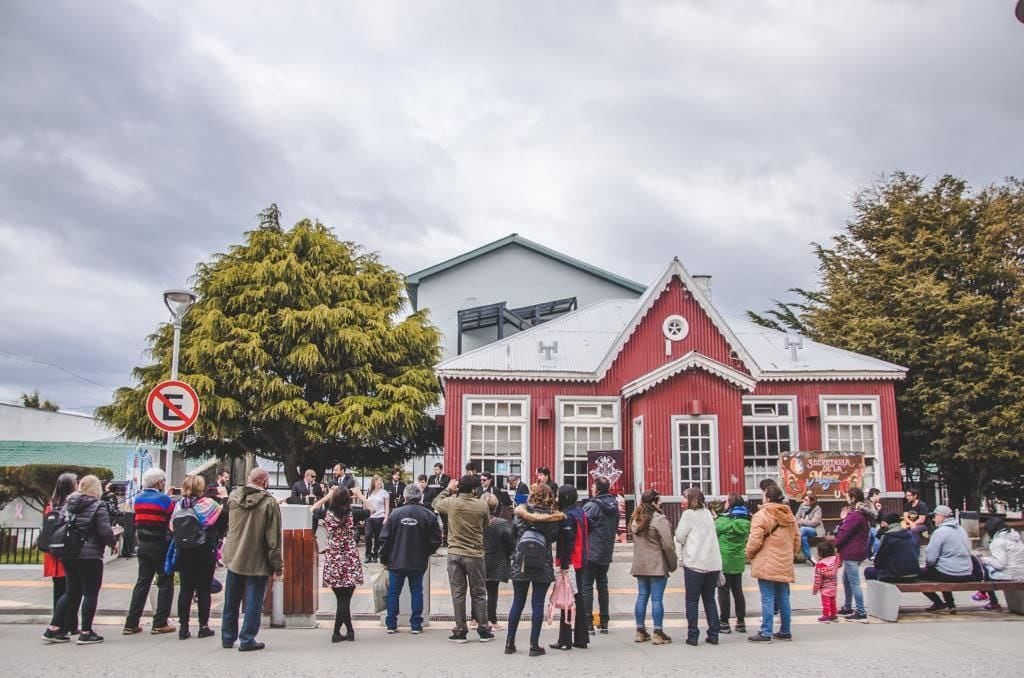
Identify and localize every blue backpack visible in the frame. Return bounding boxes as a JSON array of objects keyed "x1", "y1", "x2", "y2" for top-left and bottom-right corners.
[{"x1": 516, "y1": 528, "x2": 549, "y2": 575}]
